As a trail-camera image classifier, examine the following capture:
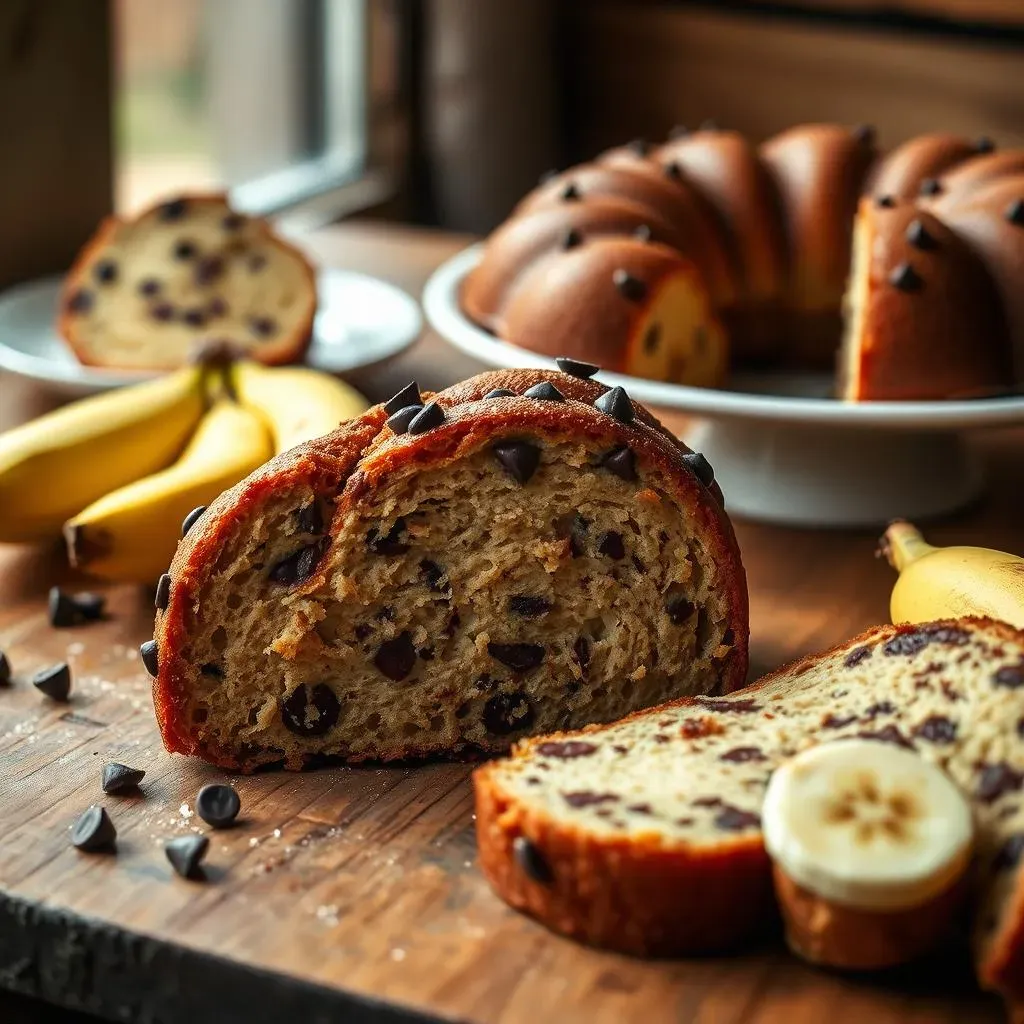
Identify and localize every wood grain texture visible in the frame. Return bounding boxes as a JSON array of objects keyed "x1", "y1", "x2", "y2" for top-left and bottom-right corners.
[{"x1": 1, "y1": 222, "x2": 1022, "y2": 1023}]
